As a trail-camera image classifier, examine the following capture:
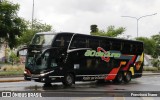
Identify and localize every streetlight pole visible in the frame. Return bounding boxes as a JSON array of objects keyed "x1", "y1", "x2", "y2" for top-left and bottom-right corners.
[
  {"x1": 32, "y1": 0, "x2": 35, "y2": 31},
  {"x1": 122, "y1": 13, "x2": 157, "y2": 37}
]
